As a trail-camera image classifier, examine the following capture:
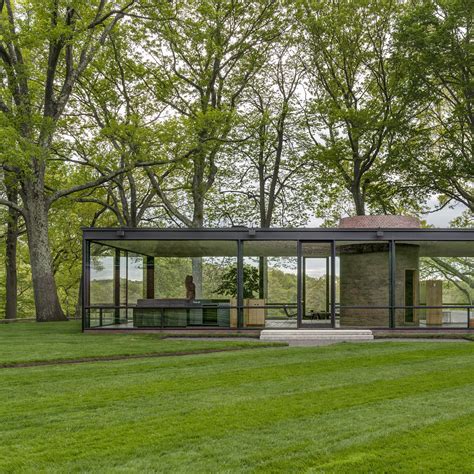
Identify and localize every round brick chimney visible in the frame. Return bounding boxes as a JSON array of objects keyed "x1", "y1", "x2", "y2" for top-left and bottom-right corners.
[
  {"x1": 337, "y1": 215, "x2": 421, "y2": 328},
  {"x1": 338, "y1": 215, "x2": 421, "y2": 229}
]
